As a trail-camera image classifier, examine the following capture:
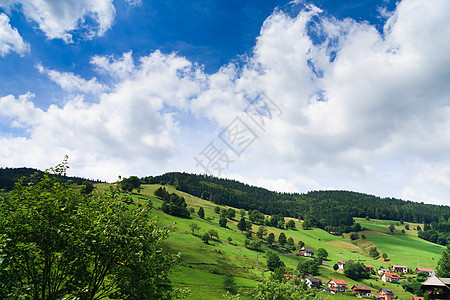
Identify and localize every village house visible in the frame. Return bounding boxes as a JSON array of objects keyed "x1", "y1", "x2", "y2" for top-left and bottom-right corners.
[
  {"x1": 378, "y1": 288, "x2": 395, "y2": 300},
  {"x1": 298, "y1": 247, "x2": 314, "y2": 257},
  {"x1": 351, "y1": 285, "x2": 372, "y2": 297},
  {"x1": 392, "y1": 265, "x2": 409, "y2": 273},
  {"x1": 382, "y1": 272, "x2": 401, "y2": 283},
  {"x1": 364, "y1": 264, "x2": 374, "y2": 272},
  {"x1": 328, "y1": 279, "x2": 348, "y2": 293},
  {"x1": 337, "y1": 260, "x2": 346, "y2": 270},
  {"x1": 304, "y1": 275, "x2": 321, "y2": 289},
  {"x1": 420, "y1": 276, "x2": 450, "y2": 299},
  {"x1": 412, "y1": 297, "x2": 424, "y2": 300},
  {"x1": 416, "y1": 267, "x2": 436, "y2": 277},
  {"x1": 378, "y1": 268, "x2": 390, "y2": 275}
]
